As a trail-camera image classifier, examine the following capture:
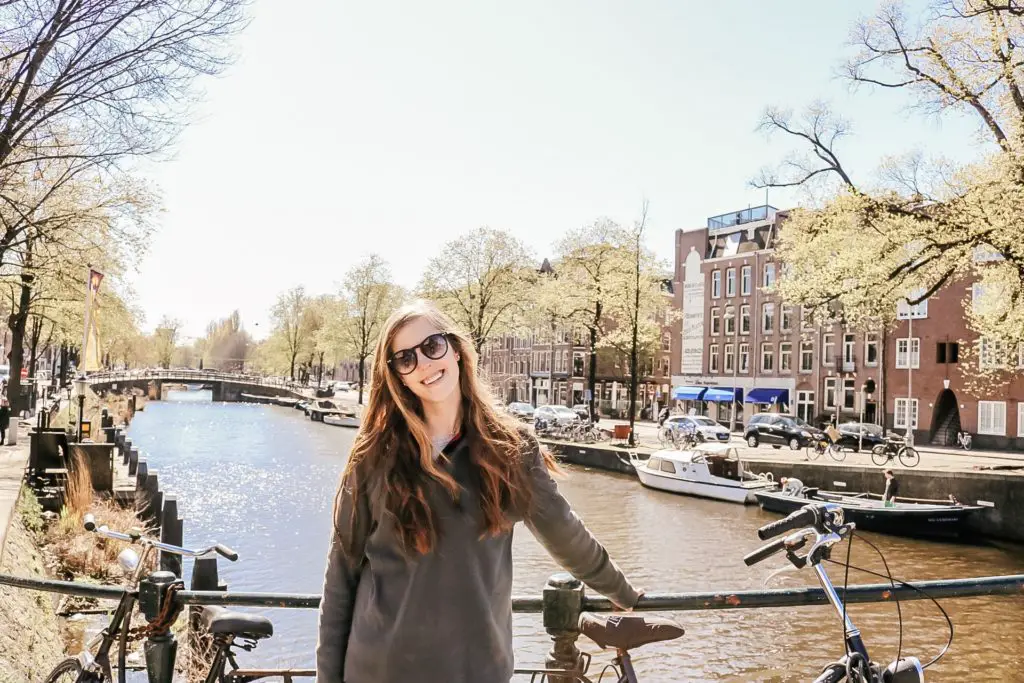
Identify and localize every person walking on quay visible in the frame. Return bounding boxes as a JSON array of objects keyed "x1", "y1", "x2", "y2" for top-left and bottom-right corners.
[
  {"x1": 0, "y1": 381, "x2": 10, "y2": 445},
  {"x1": 316, "y1": 300, "x2": 641, "y2": 683},
  {"x1": 882, "y1": 469, "x2": 900, "y2": 507}
]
